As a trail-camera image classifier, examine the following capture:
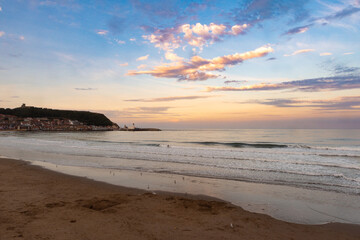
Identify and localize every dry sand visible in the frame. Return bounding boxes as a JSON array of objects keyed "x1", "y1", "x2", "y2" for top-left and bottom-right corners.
[{"x1": 0, "y1": 158, "x2": 359, "y2": 240}]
